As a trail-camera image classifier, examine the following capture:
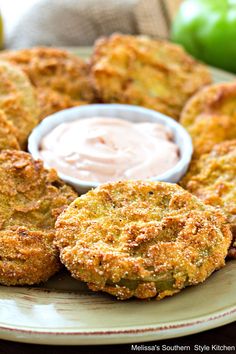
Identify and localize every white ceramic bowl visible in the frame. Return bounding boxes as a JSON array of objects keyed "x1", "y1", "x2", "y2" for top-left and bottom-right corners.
[{"x1": 28, "y1": 104, "x2": 193, "y2": 194}]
